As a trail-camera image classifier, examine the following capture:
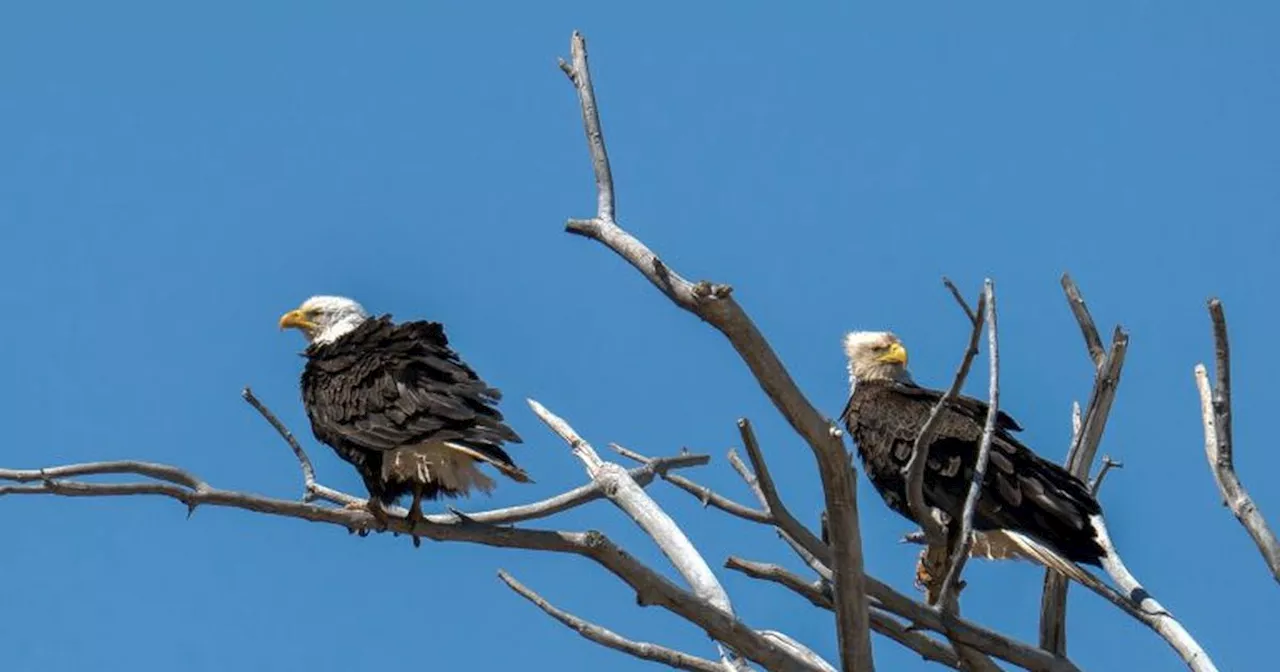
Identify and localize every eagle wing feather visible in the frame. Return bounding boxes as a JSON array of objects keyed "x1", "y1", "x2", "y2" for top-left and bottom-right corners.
[
  {"x1": 302, "y1": 317, "x2": 523, "y2": 473},
  {"x1": 844, "y1": 380, "x2": 1104, "y2": 565}
]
